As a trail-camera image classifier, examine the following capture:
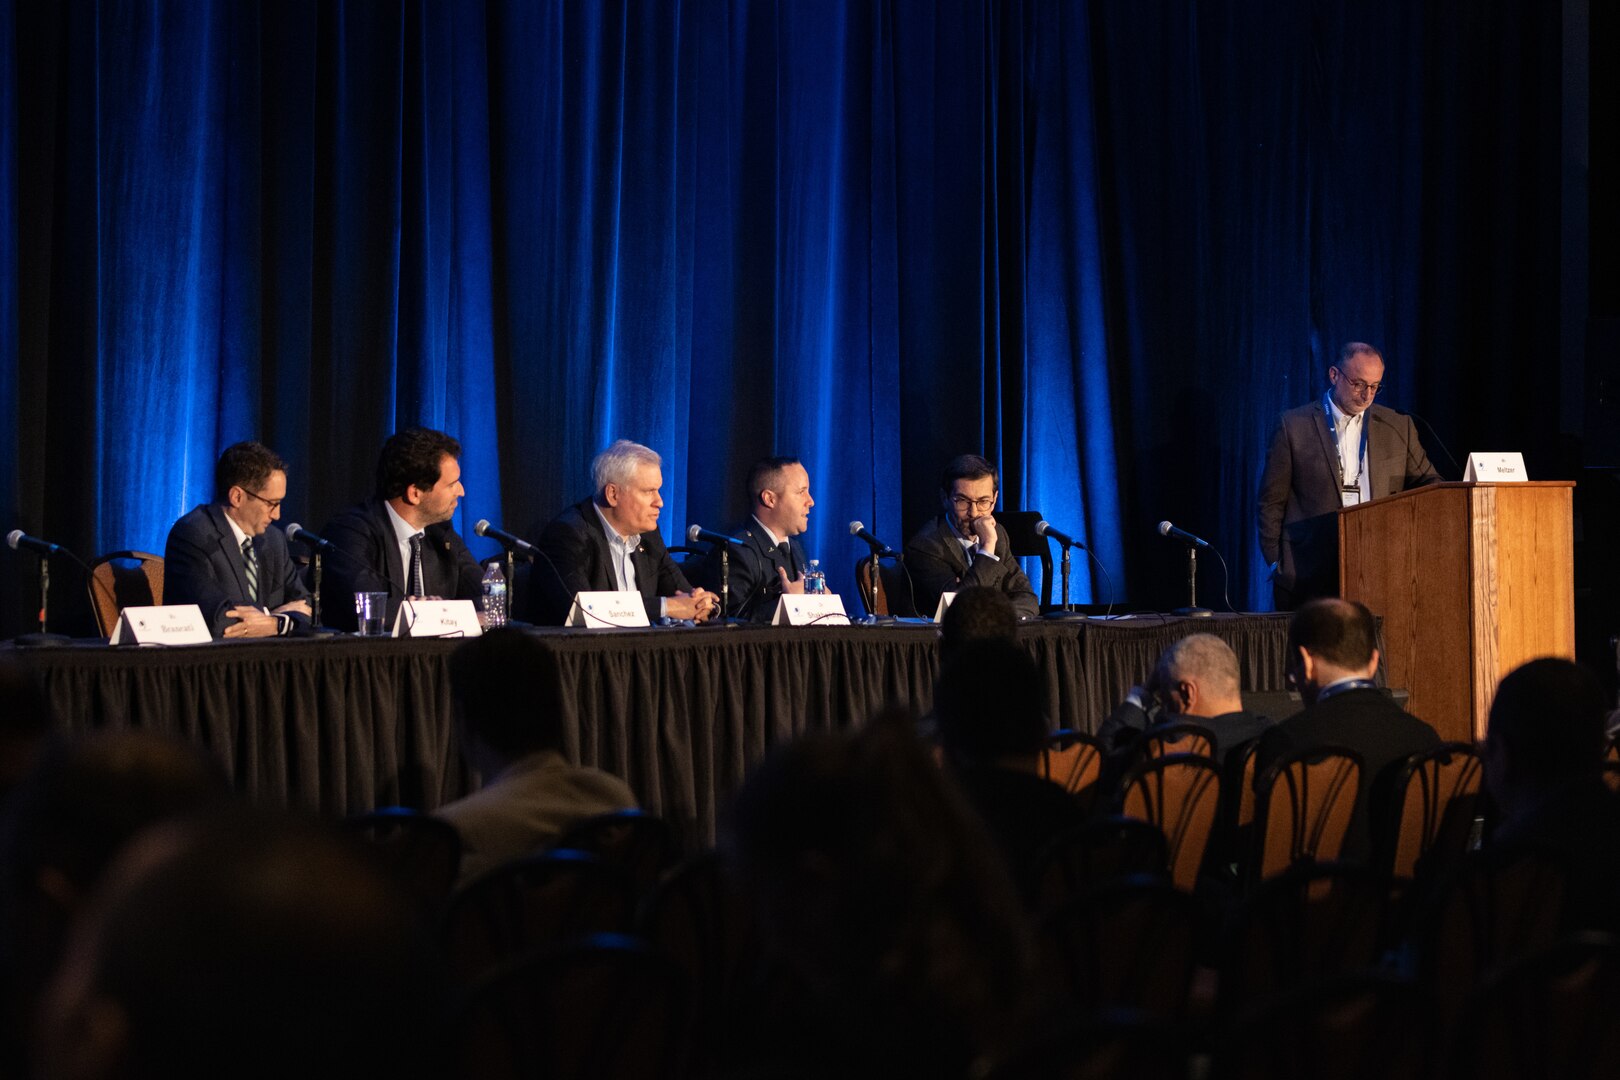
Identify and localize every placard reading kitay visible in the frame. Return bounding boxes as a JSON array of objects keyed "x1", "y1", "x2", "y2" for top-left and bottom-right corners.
[{"x1": 391, "y1": 599, "x2": 483, "y2": 638}]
